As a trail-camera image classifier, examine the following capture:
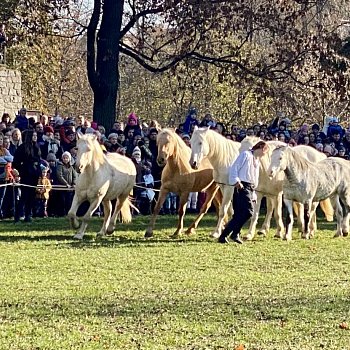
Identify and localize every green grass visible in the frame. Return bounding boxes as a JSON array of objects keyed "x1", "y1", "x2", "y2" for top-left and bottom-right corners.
[{"x1": 0, "y1": 214, "x2": 350, "y2": 349}]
